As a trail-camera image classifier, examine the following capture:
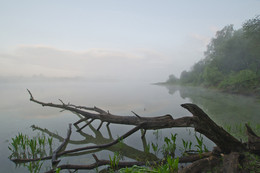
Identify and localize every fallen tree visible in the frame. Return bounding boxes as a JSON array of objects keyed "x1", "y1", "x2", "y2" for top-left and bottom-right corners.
[{"x1": 10, "y1": 90, "x2": 260, "y2": 172}]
